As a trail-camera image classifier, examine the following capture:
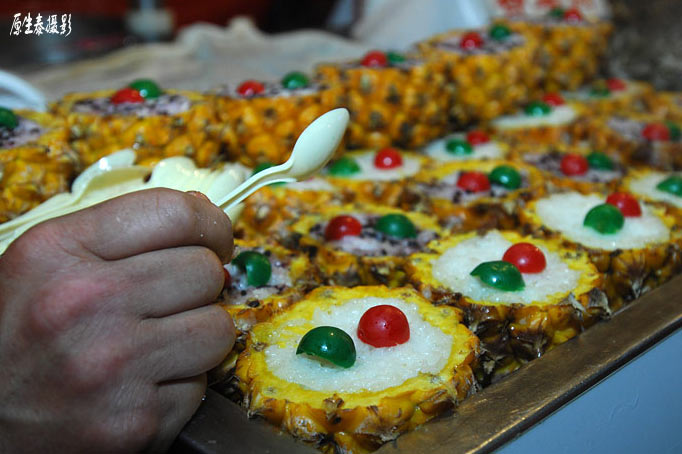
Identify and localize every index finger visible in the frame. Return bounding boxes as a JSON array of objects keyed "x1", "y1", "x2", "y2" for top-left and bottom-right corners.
[{"x1": 52, "y1": 188, "x2": 234, "y2": 262}]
